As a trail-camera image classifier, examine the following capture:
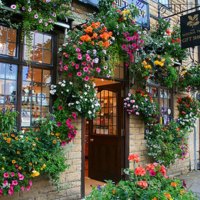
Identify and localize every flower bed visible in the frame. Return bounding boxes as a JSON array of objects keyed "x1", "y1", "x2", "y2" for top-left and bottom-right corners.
[{"x1": 85, "y1": 154, "x2": 197, "y2": 200}]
